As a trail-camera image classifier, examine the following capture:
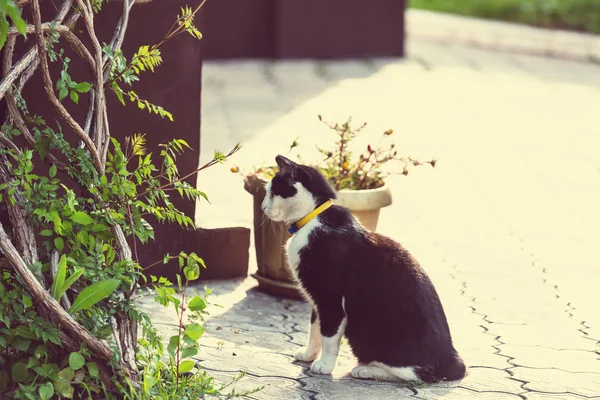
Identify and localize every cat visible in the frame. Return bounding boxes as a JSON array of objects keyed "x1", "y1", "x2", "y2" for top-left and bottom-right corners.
[{"x1": 260, "y1": 155, "x2": 466, "y2": 383}]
